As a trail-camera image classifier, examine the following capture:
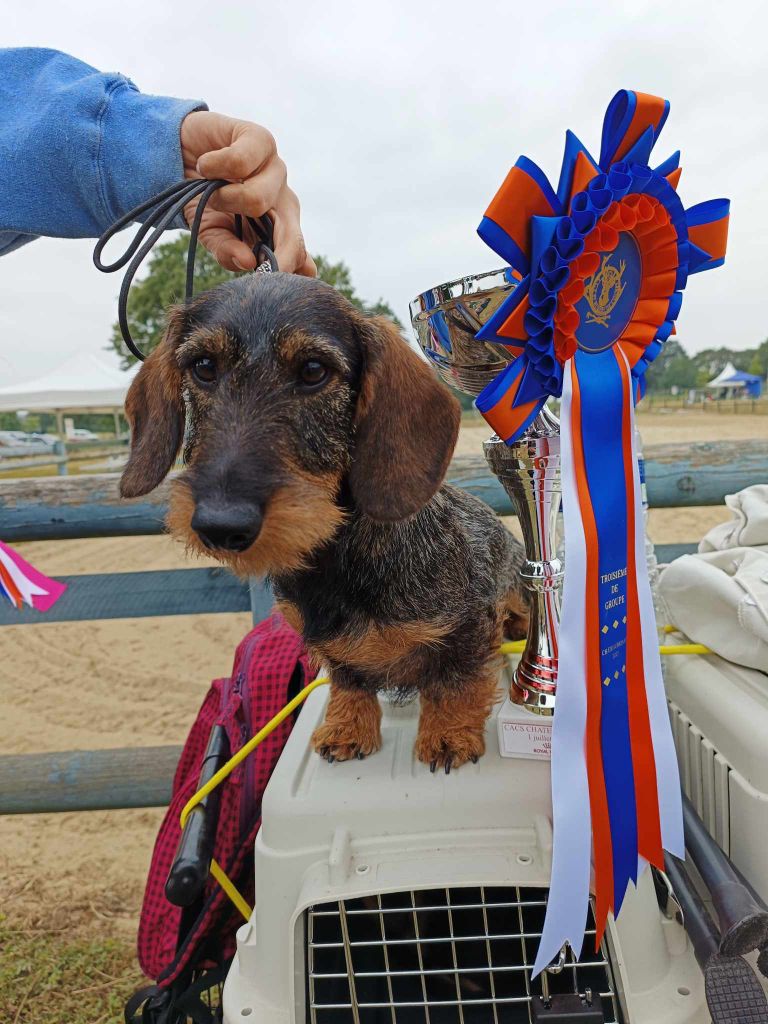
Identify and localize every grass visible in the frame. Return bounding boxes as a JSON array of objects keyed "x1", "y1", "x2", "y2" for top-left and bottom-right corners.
[{"x1": 0, "y1": 915, "x2": 142, "y2": 1024}]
